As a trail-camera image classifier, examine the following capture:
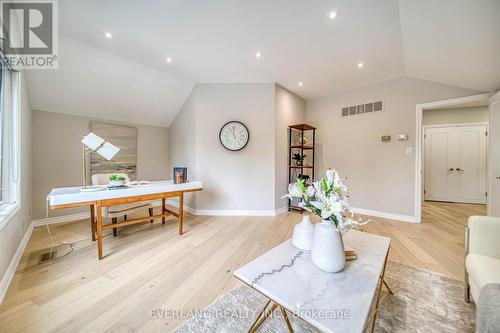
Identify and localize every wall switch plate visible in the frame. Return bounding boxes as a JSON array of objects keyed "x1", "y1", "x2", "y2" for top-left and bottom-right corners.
[
  {"x1": 381, "y1": 135, "x2": 391, "y2": 142},
  {"x1": 397, "y1": 134, "x2": 408, "y2": 141},
  {"x1": 406, "y1": 147, "x2": 413, "y2": 155}
]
